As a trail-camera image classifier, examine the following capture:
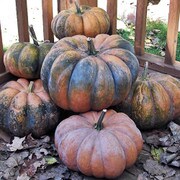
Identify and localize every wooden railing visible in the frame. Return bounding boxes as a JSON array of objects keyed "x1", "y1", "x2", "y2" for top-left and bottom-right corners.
[{"x1": 0, "y1": 0, "x2": 180, "y2": 84}]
